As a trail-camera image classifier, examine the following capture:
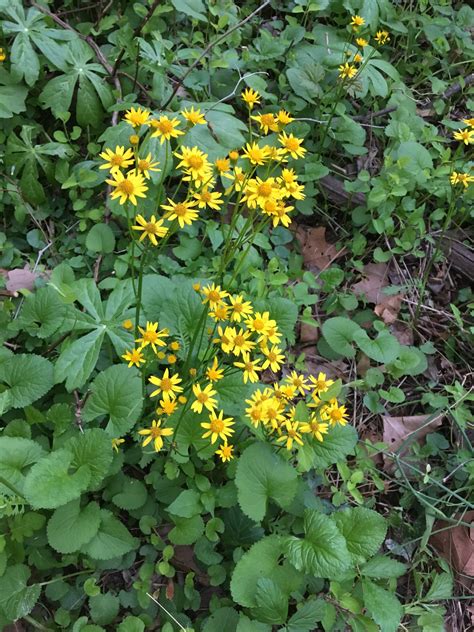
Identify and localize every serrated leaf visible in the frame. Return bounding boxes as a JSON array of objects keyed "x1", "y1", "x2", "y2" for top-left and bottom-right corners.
[
  {"x1": 77, "y1": 75, "x2": 103, "y2": 128},
  {"x1": 117, "y1": 617, "x2": 145, "y2": 632},
  {"x1": 168, "y1": 515, "x2": 204, "y2": 545},
  {"x1": 425, "y1": 573, "x2": 453, "y2": 601},
  {"x1": 81, "y1": 509, "x2": 138, "y2": 560},
  {"x1": 112, "y1": 478, "x2": 147, "y2": 511},
  {"x1": 39, "y1": 73, "x2": 77, "y2": 116},
  {"x1": 89, "y1": 593, "x2": 120, "y2": 626},
  {"x1": 236, "y1": 615, "x2": 270, "y2": 632},
  {"x1": 83, "y1": 365, "x2": 143, "y2": 437},
  {"x1": 361, "y1": 556, "x2": 407, "y2": 579},
  {"x1": 235, "y1": 443, "x2": 298, "y2": 522},
  {"x1": 0, "y1": 353, "x2": 54, "y2": 409},
  {"x1": 166, "y1": 489, "x2": 201, "y2": 518},
  {"x1": 287, "y1": 599, "x2": 327, "y2": 632},
  {"x1": 0, "y1": 564, "x2": 41, "y2": 621},
  {"x1": 333, "y1": 507, "x2": 387, "y2": 564},
  {"x1": 47, "y1": 499, "x2": 101, "y2": 553},
  {"x1": 23, "y1": 448, "x2": 91, "y2": 509},
  {"x1": 55, "y1": 328, "x2": 106, "y2": 391},
  {"x1": 0, "y1": 437, "x2": 45, "y2": 494},
  {"x1": 68, "y1": 428, "x2": 113, "y2": 489},
  {"x1": 285, "y1": 510, "x2": 351, "y2": 578},
  {"x1": 307, "y1": 424, "x2": 358, "y2": 468},
  {"x1": 214, "y1": 372, "x2": 253, "y2": 417},
  {"x1": 19, "y1": 286, "x2": 67, "y2": 338},
  {"x1": 202, "y1": 607, "x2": 240, "y2": 632},
  {"x1": 362, "y1": 579, "x2": 403, "y2": 632},
  {"x1": 252, "y1": 578, "x2": 288, "y2": 624}
]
